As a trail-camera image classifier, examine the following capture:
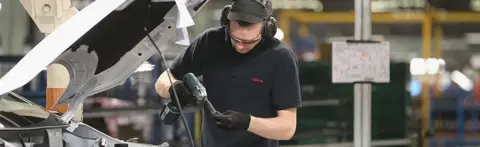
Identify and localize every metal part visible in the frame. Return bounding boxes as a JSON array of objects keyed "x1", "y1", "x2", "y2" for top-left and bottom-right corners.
[
  {"x1": 0, "y1": 0, "x2": 210, "y2": 122},
  {"x1": 66, "y1": 122, "x2": 168, "y2": 147},
  {"x1": 0, "y1": 97, "x2": 171, "y2": 147},
  {"x1": 204, "y1": 99, "x2": 219, "y2": 115},
  {"x1": 0, "y1": 137, "x2": 16, "y2": 147},
  {"x1": 126, "y1": 138, "x2": 139, "y2": 143},
  {"x1": 46, "y1": 128, "x2": 63, "y2": 147},
  {"x1": 19, "y1": 0, "x2": 78, "y2": 116},
  {"x1": 0, "y1": 0, "x2": 211, "y2": 146},
  {"x1": 52, "y1": 46, "x2": 98, "y2": 105},
  {"x1": 61, "y1": 77, "x2": 97, "y2": 122},
  {"x1": 96, "y1": 138, "x2": 107, "y2": 147},
  {"x1": 49, "y1": 0, "x2": 207, "y2": 123},
  {"x1": 353, "y1": 0, "x2": 372, "y2": 147},
  {"x1": 300, "y1": 99, "x2": 342, "y2": 107},
  {"x1": 0, "y1": 125, "x2": 69, "y2": 131},
  {"x1": 83, "y1": 106, "x2": 199, "y2": 118},
  {"x1": 19, "y1": 0, "x2": 79, "y2": 34}
]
